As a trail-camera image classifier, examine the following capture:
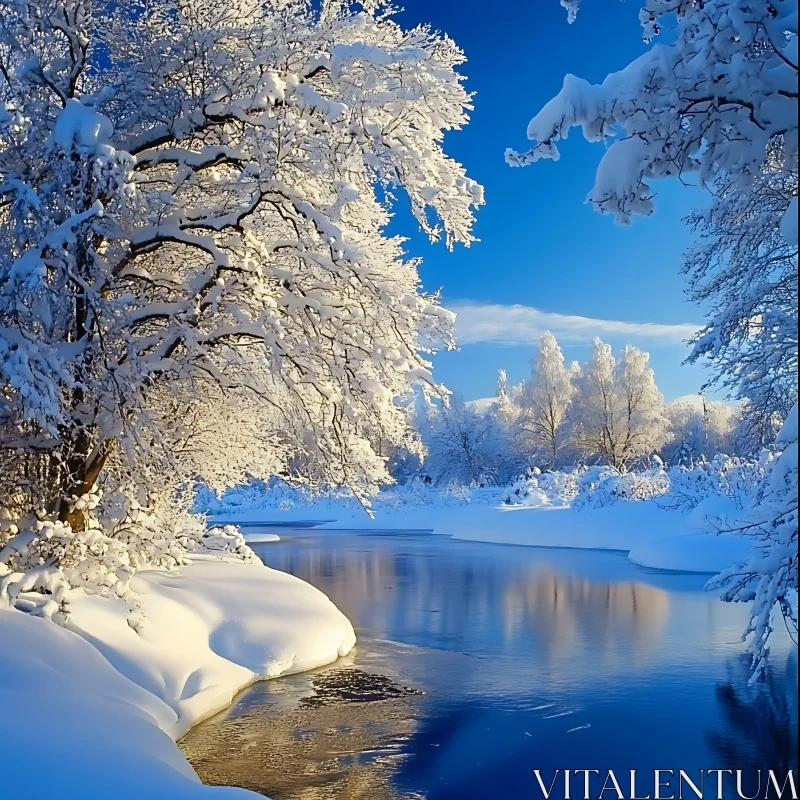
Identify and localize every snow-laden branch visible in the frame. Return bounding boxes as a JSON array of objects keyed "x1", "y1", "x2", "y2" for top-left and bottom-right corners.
[
  {"x1": 511, "y1": 0, "x2": 798, "y2": 225},
  {"x1": 0, "y1": 0, "x2": 481, "y2": 570}
]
